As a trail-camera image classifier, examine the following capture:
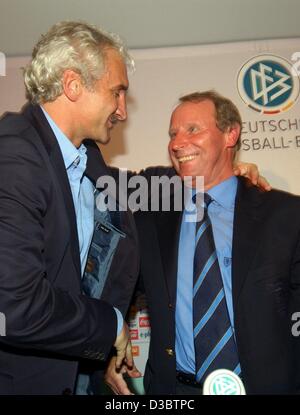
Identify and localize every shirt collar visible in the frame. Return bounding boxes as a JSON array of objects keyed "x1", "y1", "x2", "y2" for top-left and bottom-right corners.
[
  {"x1": 184, "y1": 175, "x2": 237, "y2": 211},
  {"x1": 183, "y1": 185, "x2": 197, "y2": 211},
  {"x1": 207, "y1": 176, "x2": 238, "y2": 211},
  {"x1": 40, "y1": 106, "x2": 86, "y2": 170}
]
